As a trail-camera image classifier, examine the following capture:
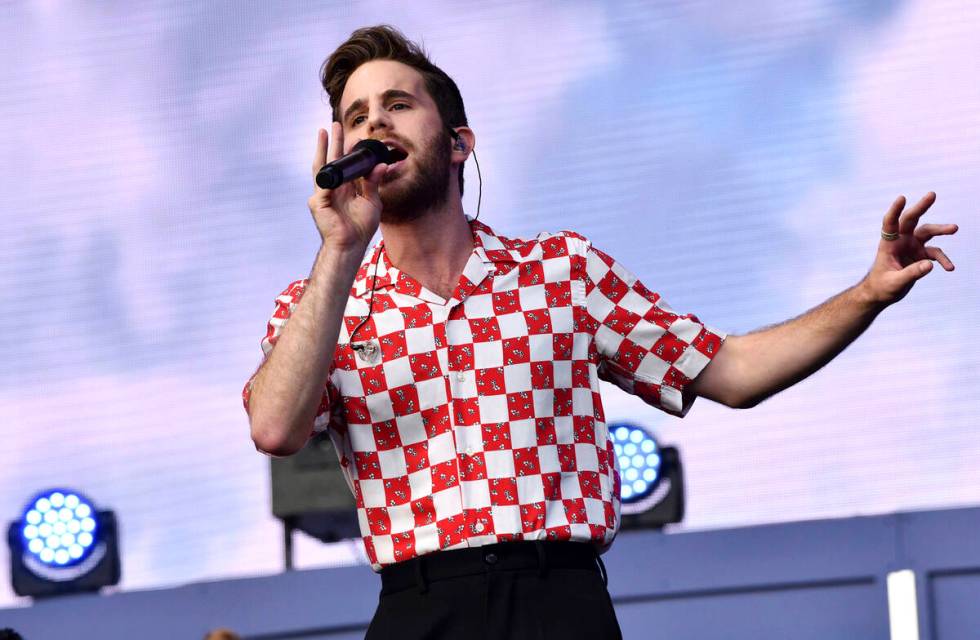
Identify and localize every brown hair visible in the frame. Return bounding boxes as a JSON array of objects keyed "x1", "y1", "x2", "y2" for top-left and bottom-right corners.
[{"x1": 321, "y1": 25, "x2": 469, "y2": 194}]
